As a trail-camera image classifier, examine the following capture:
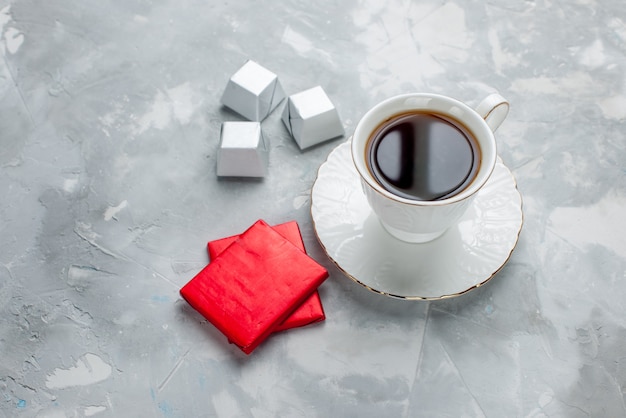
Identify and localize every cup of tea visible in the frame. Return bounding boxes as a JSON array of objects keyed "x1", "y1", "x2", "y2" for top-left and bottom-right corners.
[{"x1": 351, "y1": 92, "x2": 509, "y2": 243}]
